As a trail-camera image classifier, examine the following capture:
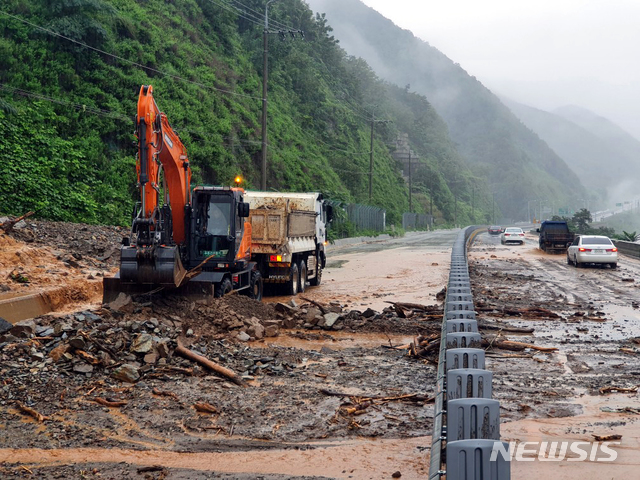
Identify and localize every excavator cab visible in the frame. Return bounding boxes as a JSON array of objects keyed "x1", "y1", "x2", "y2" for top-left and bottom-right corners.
[{"x1": 189, "y1": 187, "x2": 251, "y2": 268}]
